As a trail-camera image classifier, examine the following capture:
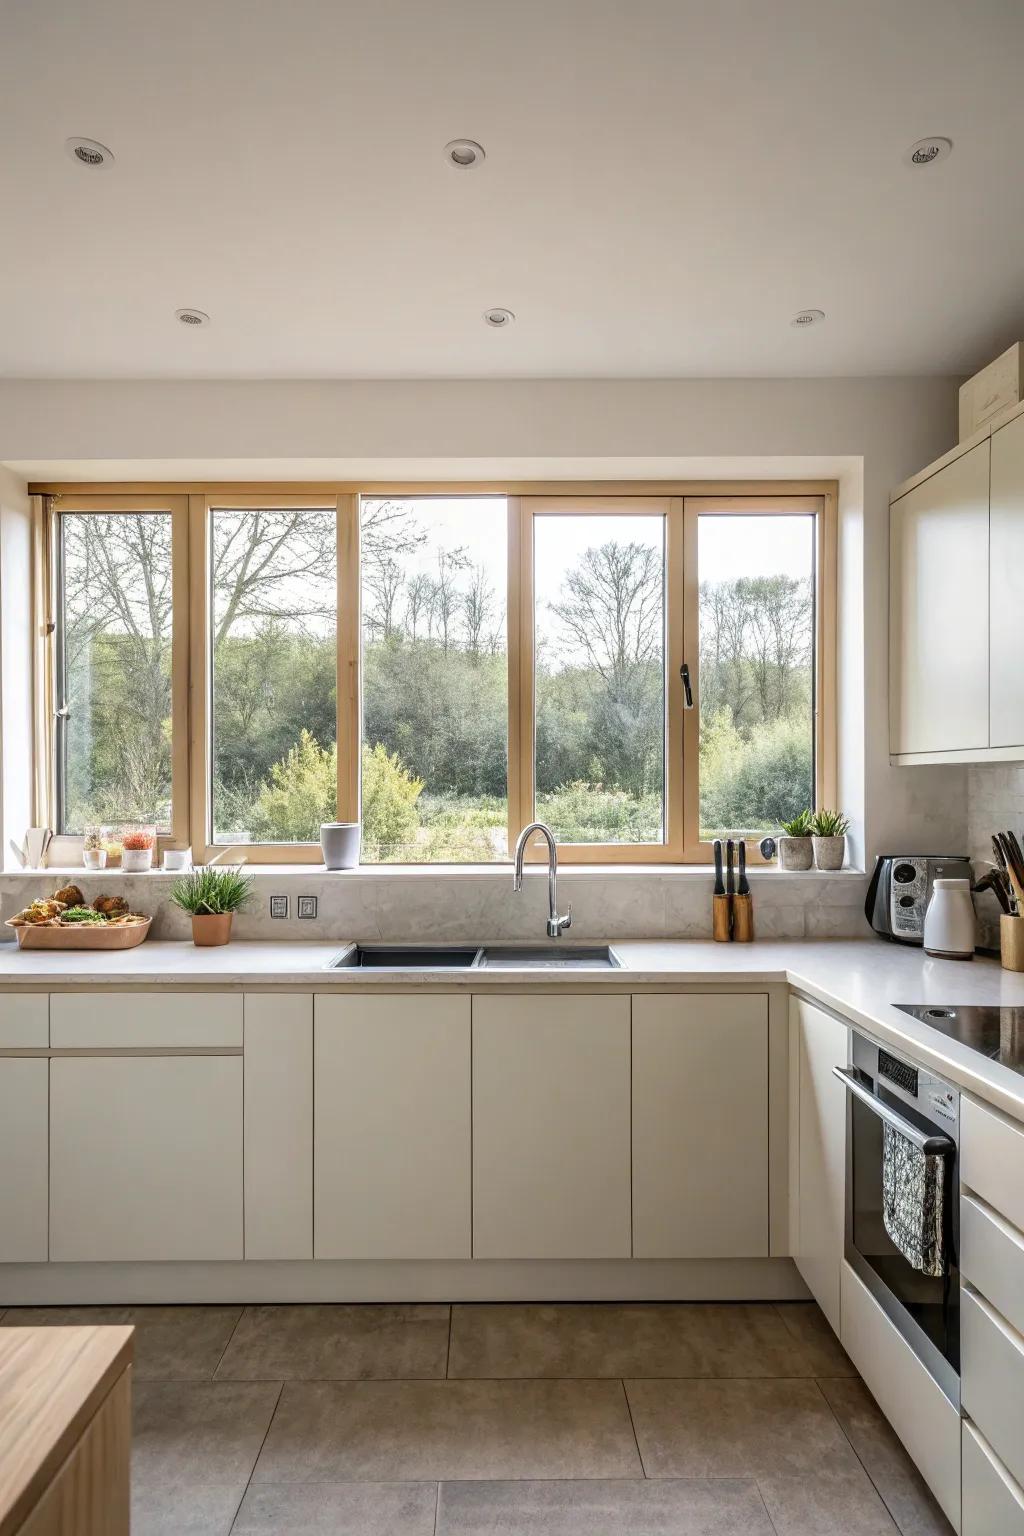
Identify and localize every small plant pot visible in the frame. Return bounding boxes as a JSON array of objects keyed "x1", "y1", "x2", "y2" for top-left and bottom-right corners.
[
  {"x1": 813, "y1": 834, "x2": 846, "y2": 871},
  {"x1": 82, "y1": 848, "x2": 107, "y2": 871},
  {"x1": 121, "y1": 848, "x2": 153, "y2": 873},
  {"x1": 779, "y1": 836, "x2": 813, "y2": 871},
  {"x1": 191, "y1": 912, "x2": 233, "y2": 947},
  {"x1": 321, "y1": 822, "x2": 360, "y2": 870}
]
